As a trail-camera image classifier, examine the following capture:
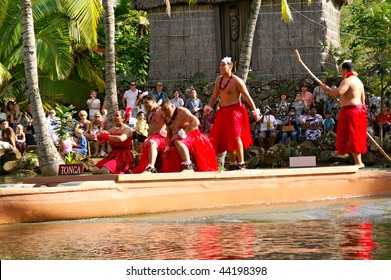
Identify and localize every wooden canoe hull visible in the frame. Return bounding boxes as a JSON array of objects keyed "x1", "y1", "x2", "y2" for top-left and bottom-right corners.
[{"x1": 1, "y1": 166, "x2": 390, "y2": 224}]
